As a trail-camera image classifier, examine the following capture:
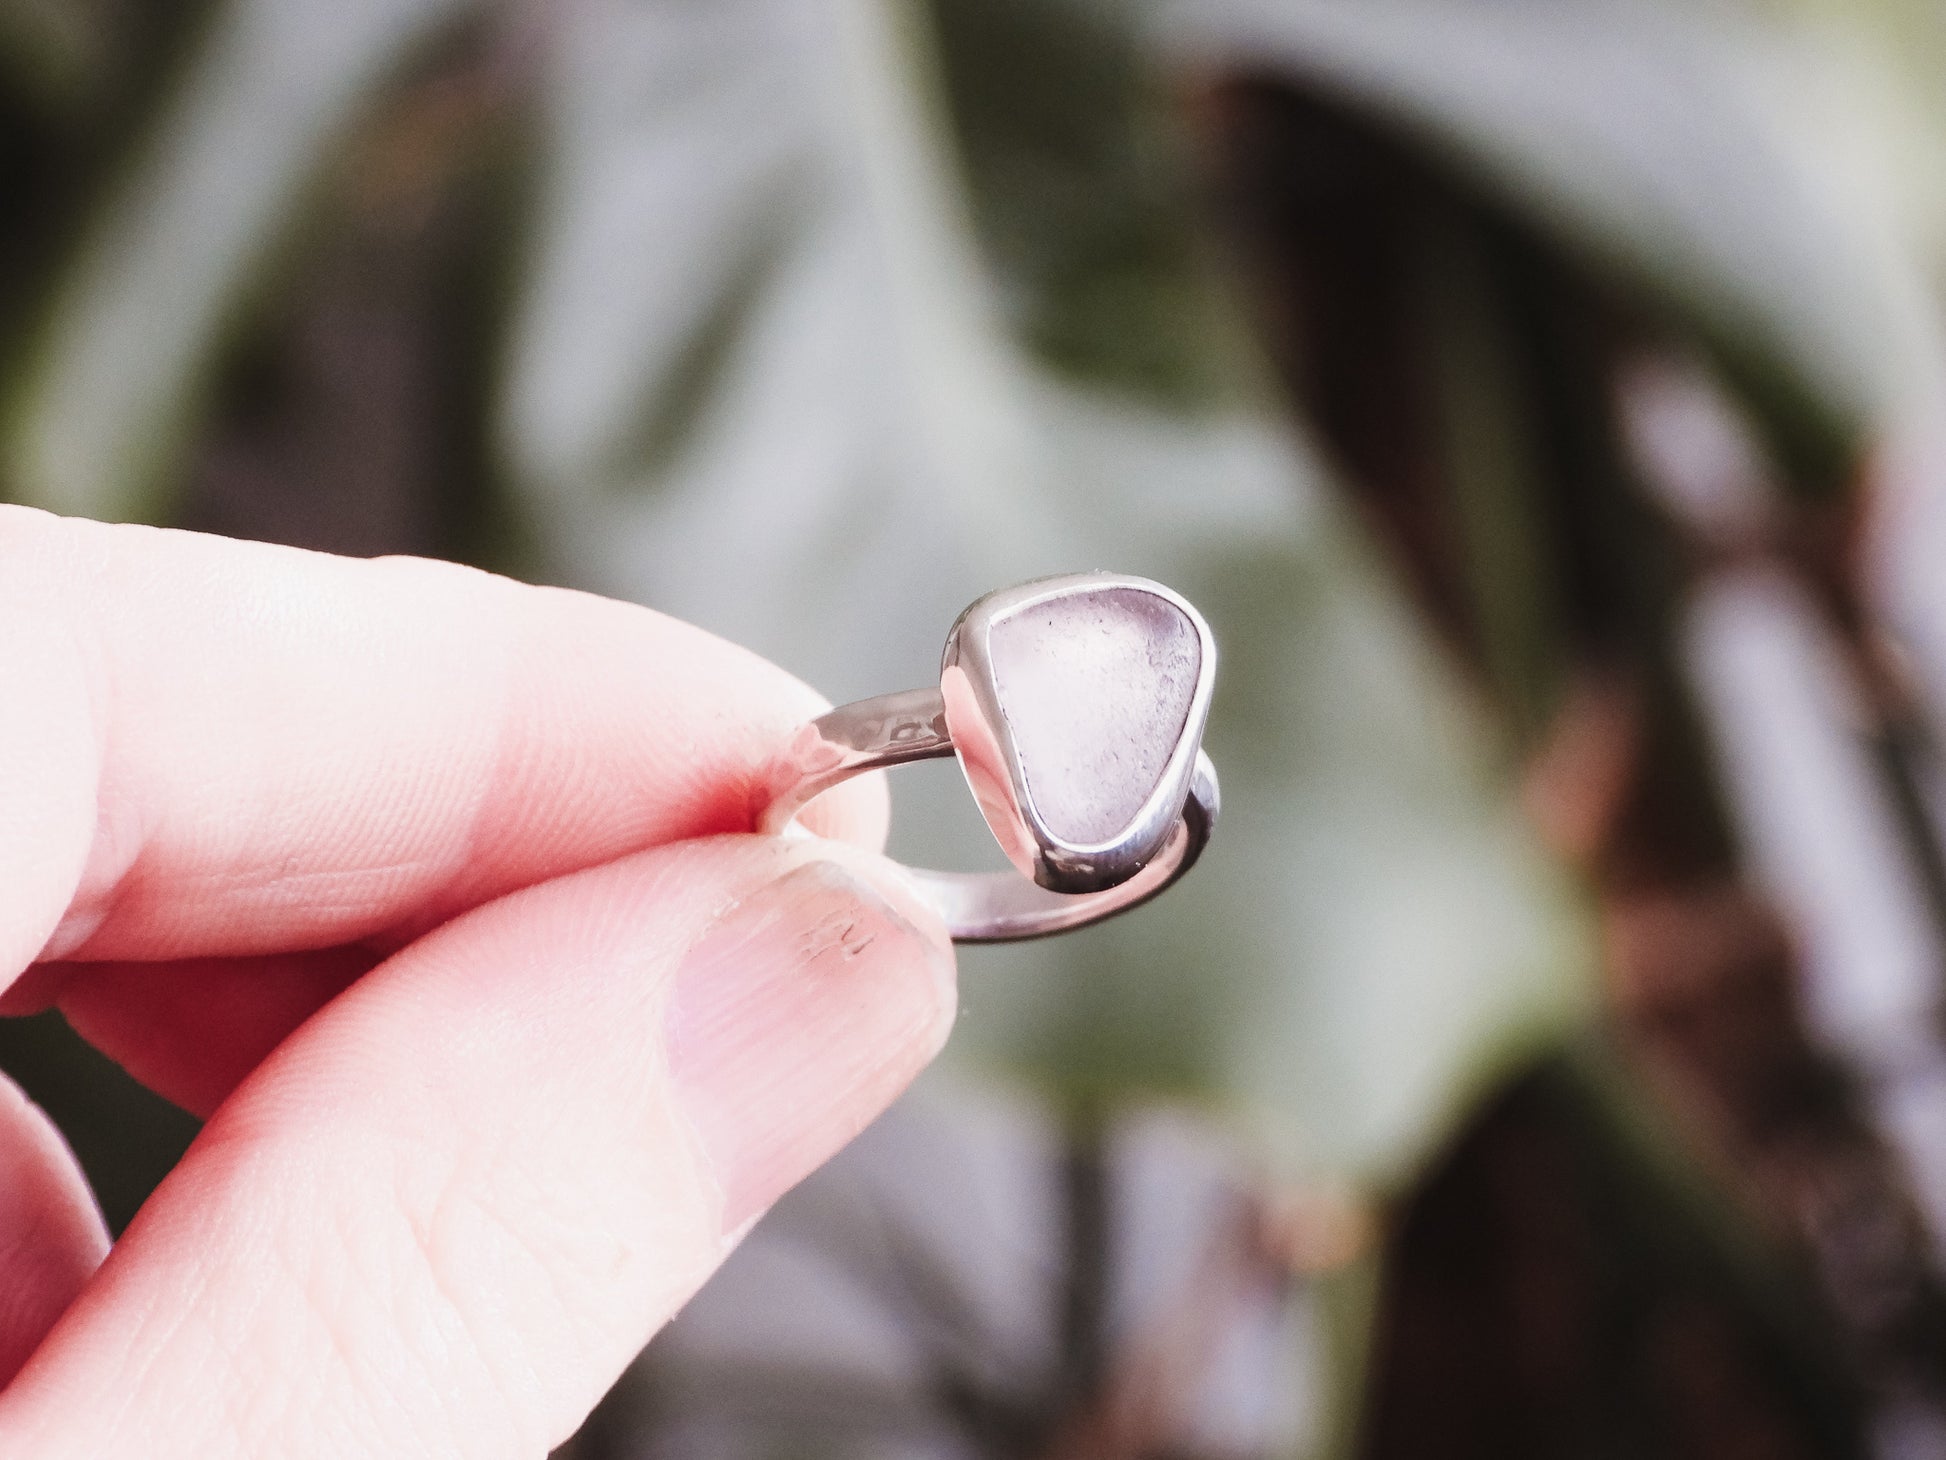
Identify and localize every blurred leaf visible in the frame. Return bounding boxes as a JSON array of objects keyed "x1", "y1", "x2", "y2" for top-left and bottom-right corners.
[
  {"x1": 1360, "y1": 1049, "x2": 1871, "y2": 1459},
  {"x1": 498, "y1": 0, "x2": 1078, "y2": 709},
  {"x1": 2, "y1": 0, "x2": 476, "y2": 519},
  {"x1": 925, "y1": 0, "x2": 1245, "y2": 406},
  {"x1": 1750, "y1": 0, "x2": 1946, "y2": 282},
  {"x1": 1161, "y1": 0, "x2": 1944, "y2": 492}
]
